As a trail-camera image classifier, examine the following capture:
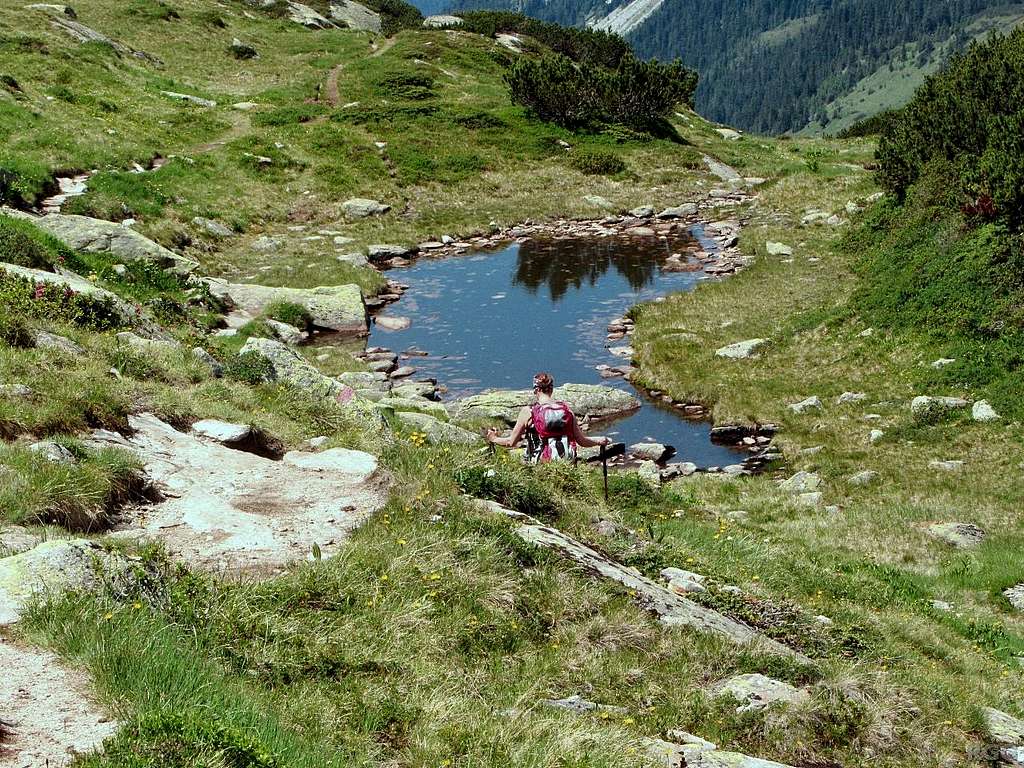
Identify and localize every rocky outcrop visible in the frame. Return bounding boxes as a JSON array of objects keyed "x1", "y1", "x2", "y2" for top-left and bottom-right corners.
[
  {"x1": 342, "y1": 198, "x2": 390, "y2": 218},
  {"x1": 0, "y1": 262, "x2": 136, "y2": 324},
  {"x1": 30, "y1": 214, "x2": 198, "y2": 272},
  {"x1": 927, "y1": 522, "x2": 985, "y2": 549},
  {"x1": 30, "y1": 4, "x2": 160, "y2": 63},
  {"x1": 0, "y1": 539, "x2": 132, "y2": 625},
  {"x1": 423, "y1": 14, "x2": 462, "y2": 27},
  {"x1": 239, "y1": 337, "x2": 344, "y2": 398},
  {"x1": 213, "y1": 280, "x2": 366, "y2": 334},
  {"x1": 329, "y1": 0, "x2": 381, "y2": 32},
  {"x1": 911, "y1": 395, "x2": 969, "y2": 418},
  {"x1": 287, "y1": 0, "x2": 335, "y2": 28},
  {"x1": 449, "y1": 383, "x2": 639, "y2": 424},
  {"x1": 1006, "y1": 584, "x2": 1024, "y2": 612},
  {"x1": 88, "y1": 414, "x2": 386, "y2": 571},
  {"x1": 473, "y1": 499, "x2": 809, "y2": 661},
  {"x1": 395, "y1": 412, "x2": 482, "y2": 445},
  {"x1": 716, "y1": 339, "x2": 766, "y2": 359},
  {"x1": 711, "y1": 674, "x2": 809, "y2": 713}
]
